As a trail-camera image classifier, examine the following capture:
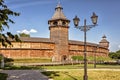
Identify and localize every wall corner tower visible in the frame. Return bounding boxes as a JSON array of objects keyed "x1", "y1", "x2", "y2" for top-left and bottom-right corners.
[
  {"x1": 99, "y1": 35, "x2": 109, "y2": 48},
  {"x1": 48, "y1": 3, "x2": 70, "y2": 61}
]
